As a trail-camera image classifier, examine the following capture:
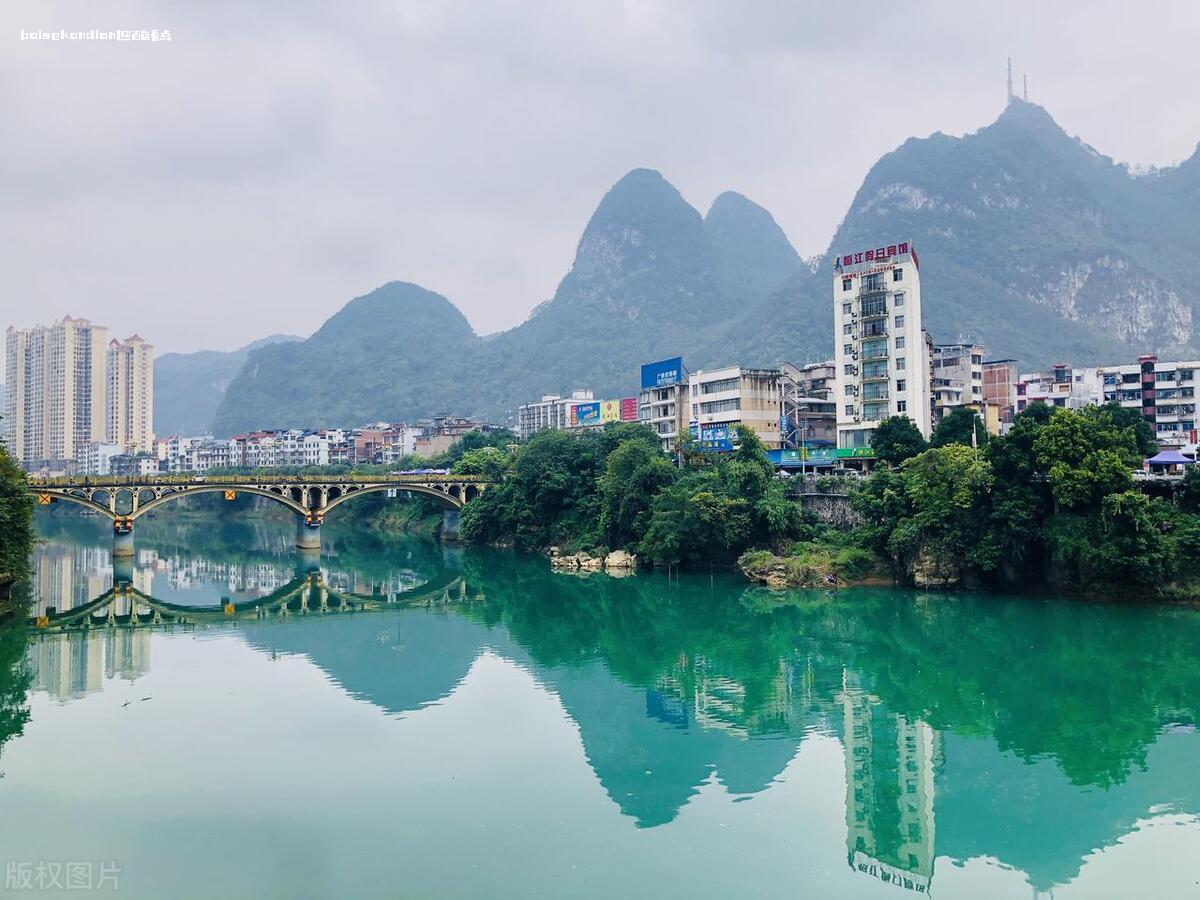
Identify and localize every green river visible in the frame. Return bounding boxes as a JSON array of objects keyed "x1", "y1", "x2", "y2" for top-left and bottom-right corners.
[{"x1": 3, "y1": 508, "x2": 1199, "y2": 898}]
